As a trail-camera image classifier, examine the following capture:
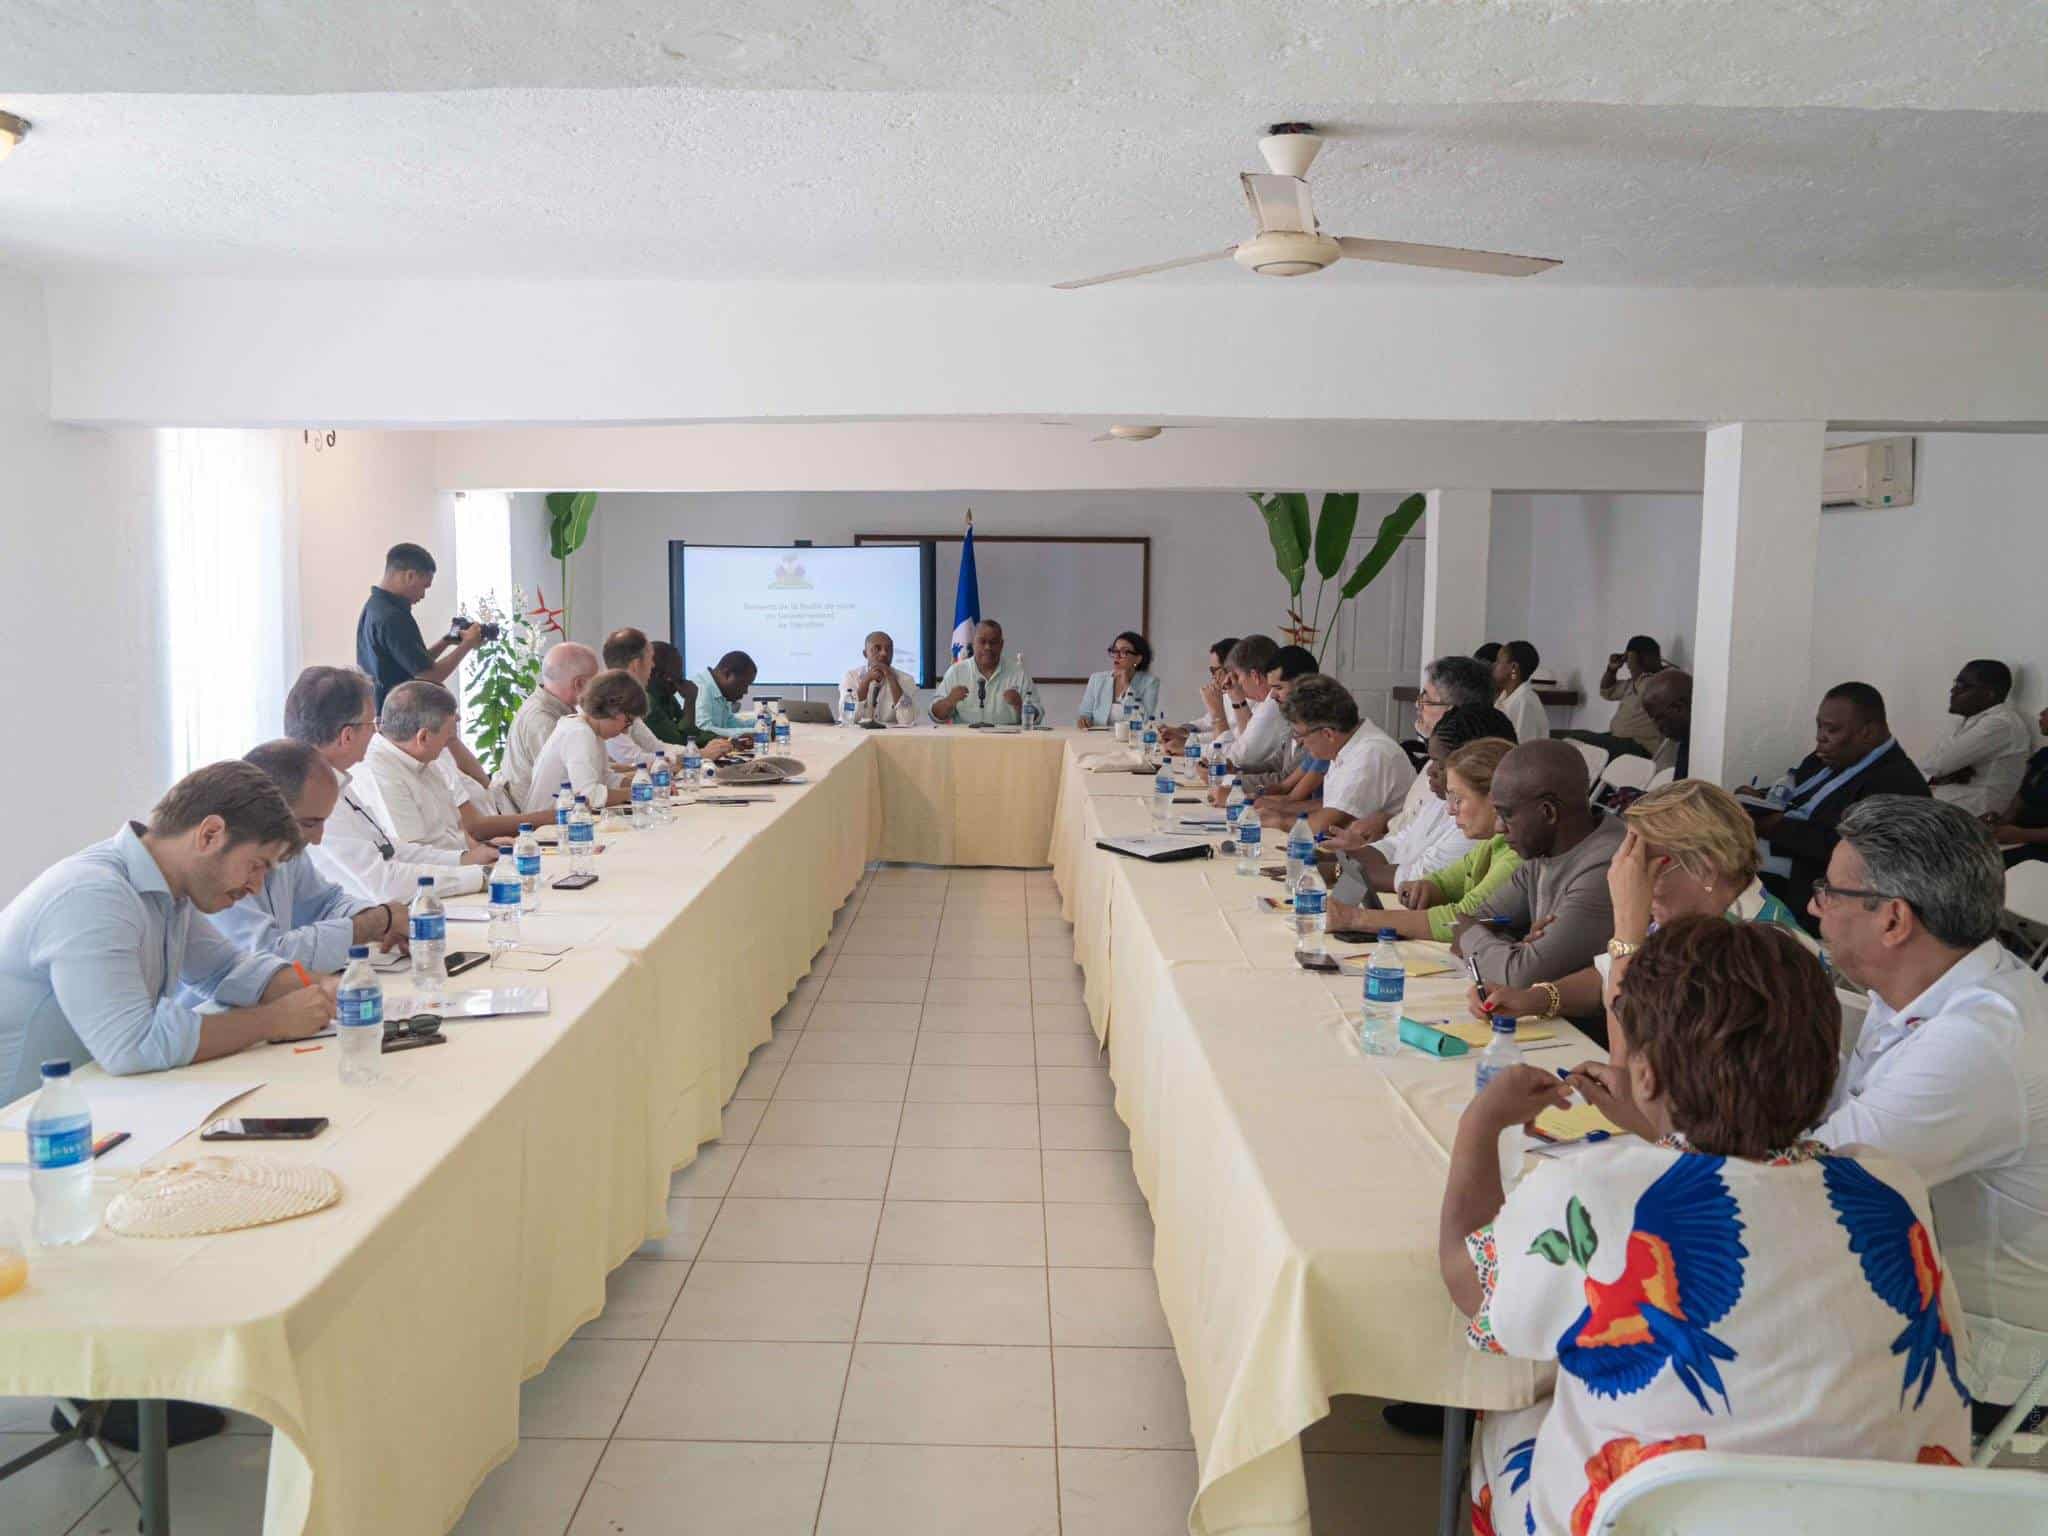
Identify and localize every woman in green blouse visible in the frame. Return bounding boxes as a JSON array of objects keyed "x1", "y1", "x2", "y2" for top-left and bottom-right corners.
[{"x1": 1328, "y1": 737, "x2": 1519, "y2": 942}]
